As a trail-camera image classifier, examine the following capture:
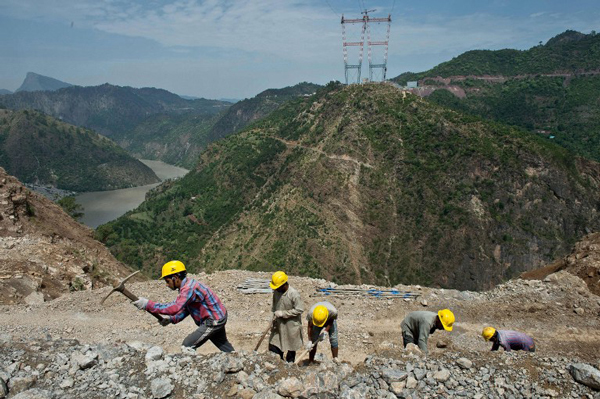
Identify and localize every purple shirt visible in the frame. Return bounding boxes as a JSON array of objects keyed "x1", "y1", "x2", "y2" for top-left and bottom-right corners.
[
  {"x1": 146, "y1": 278, "x2": 227, "y2": 325},
  {"x1": 494, "y1": 330, "x2": 535, "y2": 352}
]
